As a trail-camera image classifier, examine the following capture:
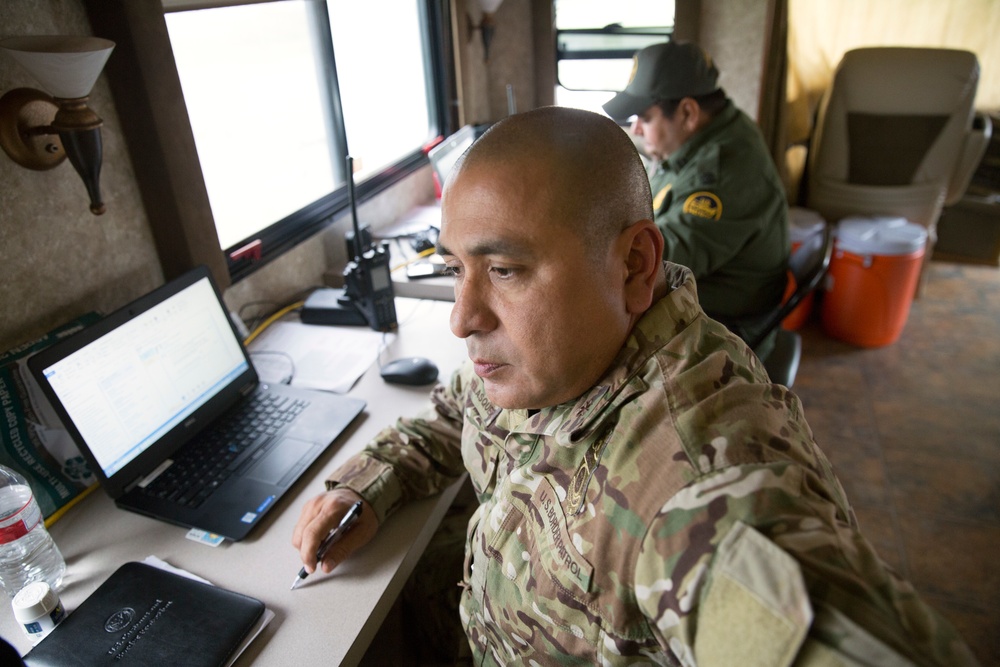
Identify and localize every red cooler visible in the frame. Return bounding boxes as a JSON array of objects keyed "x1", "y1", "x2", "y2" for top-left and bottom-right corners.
[
  {"x1": 821, "y1": 217, "x2": 927, "y2": 347},
  {"x1": 783, "y1": 207, "x2": 826, "y2": 330}
]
